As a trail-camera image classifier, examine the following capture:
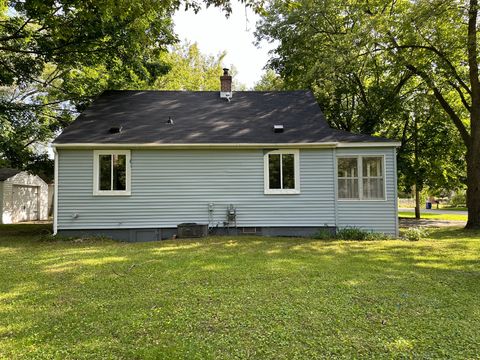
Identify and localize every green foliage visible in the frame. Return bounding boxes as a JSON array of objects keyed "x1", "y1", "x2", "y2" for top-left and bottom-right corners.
[
  {"x1": 449, "y1": 191, "x2": 467, "y2": 208},
  {"x1": 400, "y1": 227, "x2": 428, "y2": 241},
  {"x1": 335, "y1": 227, "x2": 389, "y2": 241},
  {"x1": 155, "y1": 42, "x2": 226, "y2": 90},
  {"x1": 253, "y1": 69, "x2": 284, "y2": 90},
  {"x1": 312, "y1": 228, "x2": 335, "y2": 240},
  {"x1": 255, "y1": 0, "x2": 471, "y2": 195},
  {"x1": 1, "y1": 224, "x2": 479, "y2": 358},
  {"x1": 0, "y1": 0, "x2": 238, "y2": 176},
  {"x1": 314, "y1": 227, "x2": 390, "y2": 241}
]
